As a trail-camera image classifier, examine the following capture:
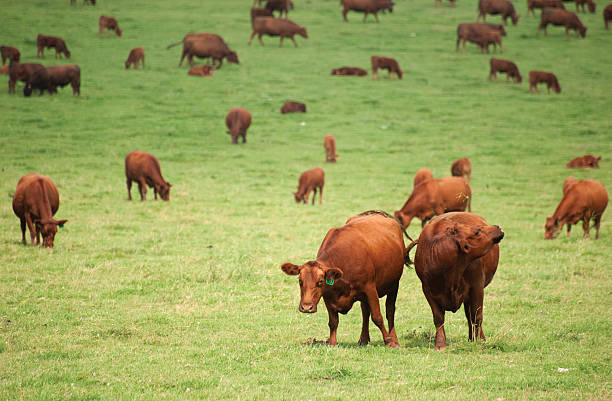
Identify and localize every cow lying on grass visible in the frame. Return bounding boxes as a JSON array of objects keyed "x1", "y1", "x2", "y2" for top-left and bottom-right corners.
[
  {"x1": 37, "y1": 34, "x2": 71, "y2": 58},
  {"x1": 489, "y1": 58, "x2": 521, "y2": 83},
  {"x1": 188, "y1": 65, "x2": 214, "y2": 77},
  {"x1": 331, "y1": 66, "x2": 368, "y2": 76},
  {"x1": 566, "y1": 154, "x2": 601, "y2": 168},
  {"x1": 249, "y1": 17, "x2": 308, "y2": 47},
  {"x1": 24, "y1": 65, "x2": 80, "y2": 96},
  {"x1": 529, "y1": 70, "x2": 561, "y2": 93},
  {"x1": 281, "y1": 101, "x2": 306, "y2": 113}
]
